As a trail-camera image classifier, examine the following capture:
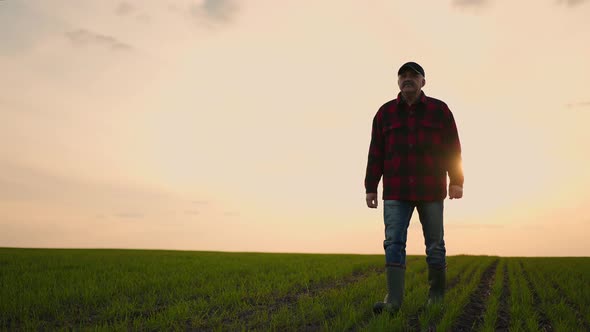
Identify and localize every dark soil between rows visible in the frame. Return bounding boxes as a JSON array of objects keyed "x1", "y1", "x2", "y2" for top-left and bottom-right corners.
[
  {"x1": 451, "y1": 259, "x2": 499, "y2": 331},
  {"x1": 495, "y1": 264, "x2": 510, "y2": 331},
  {"x1": 519, "y1": 261, "x2": 554, "y2": 332}
]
